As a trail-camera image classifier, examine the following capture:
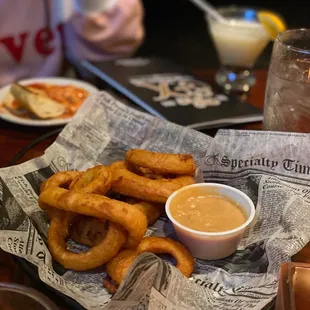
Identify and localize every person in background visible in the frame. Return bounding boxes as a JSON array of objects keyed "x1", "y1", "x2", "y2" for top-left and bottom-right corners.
[{"x1": 0, "y1": 0, "x2": 144, "y2": 86}]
